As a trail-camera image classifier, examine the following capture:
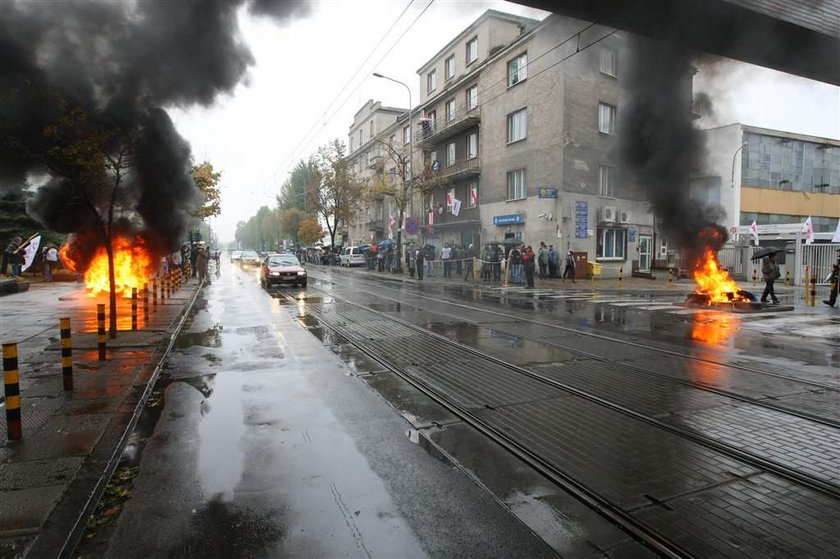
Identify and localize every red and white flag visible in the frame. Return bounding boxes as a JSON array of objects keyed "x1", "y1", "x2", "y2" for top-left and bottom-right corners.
[
  {"x1": 803, "y1": 216, "x2": 814, "y2": 245},
  {"x1": 749, "y1": 220, "x2": 759, "y2": 246},
  {"x1": 446, "y1": 189, "x2": 454, "y2": 208},
  {"x1": 428, "y1": 211, "x2": 434, "y2": 226},
  {"x1": 469, "y1": 186, "x2": 478, "y2": 206}
]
